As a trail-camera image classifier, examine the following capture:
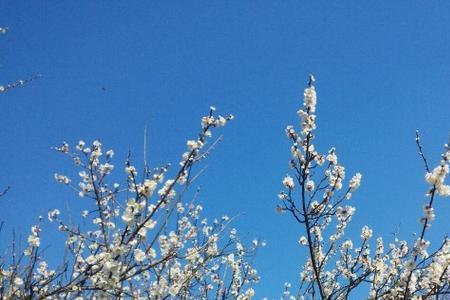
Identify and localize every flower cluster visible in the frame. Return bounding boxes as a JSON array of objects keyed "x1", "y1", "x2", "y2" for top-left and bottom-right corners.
[
  {"x1": 424, "y1": 141, "x2": 450, "y2": 196},
  {"x1": 279, "y1": 77, "x2": 449, "y2": 299},
  {"x1": 0, "y1": 109, "x2": 260, "y2": 299}
]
